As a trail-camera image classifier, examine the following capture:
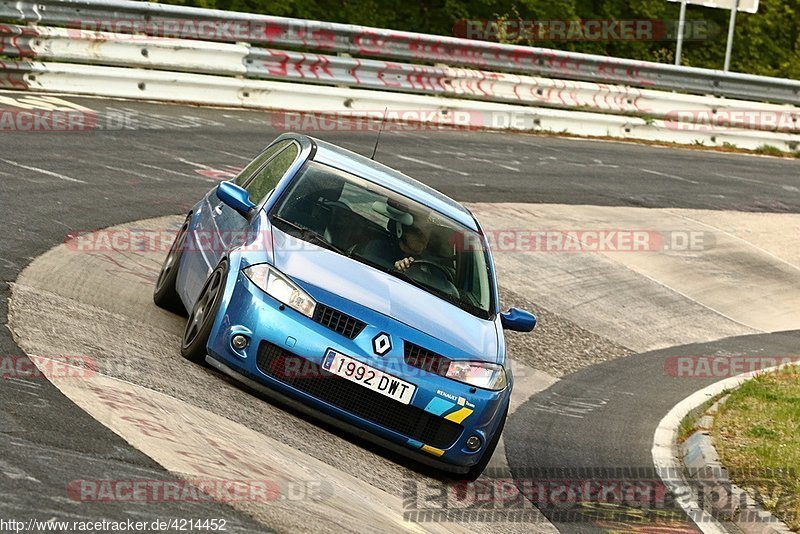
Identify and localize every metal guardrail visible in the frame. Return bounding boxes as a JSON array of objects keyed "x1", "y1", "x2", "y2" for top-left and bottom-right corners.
[
  {"x1": 0, "y1": 2, "x2": 797, "y2": 149},
  {"x1": 0, "y1": 0, "x2": 798, "y2": 105},
  {"x1": 248, "y1": 49, "x2": 798, "y2": 132},
  {"x1": 1, "y1": 24, "x2": 797, "y2": 134},
  {"x1": 3, "y1": 59, "x2": 797, "y2": 152}
]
